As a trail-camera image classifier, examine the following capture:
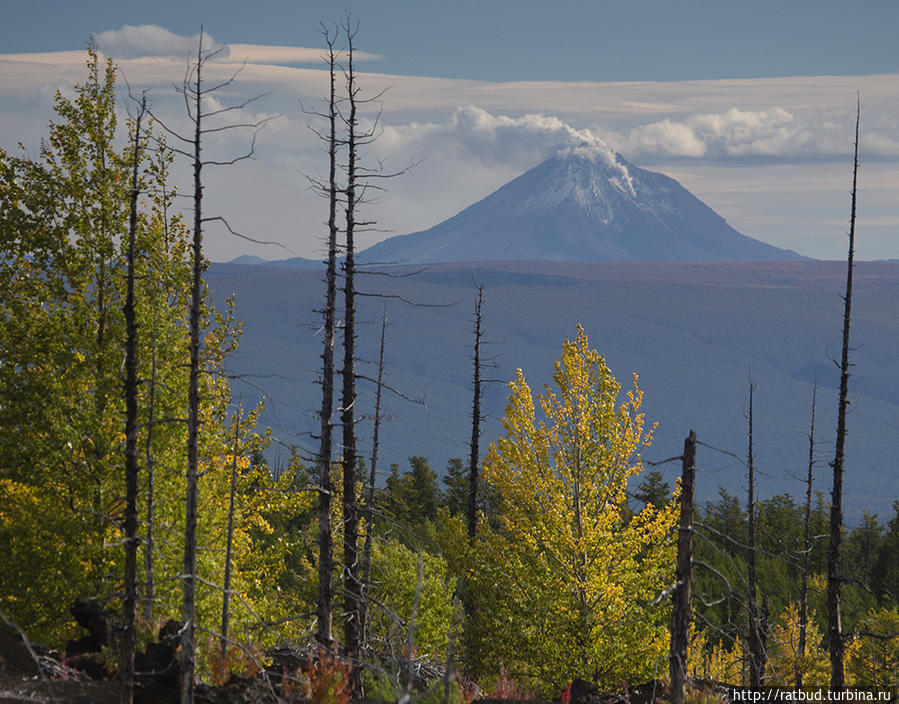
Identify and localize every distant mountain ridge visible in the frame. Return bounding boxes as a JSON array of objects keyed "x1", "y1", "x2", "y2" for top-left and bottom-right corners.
[
  {"x1": 226, "y1": 254, "x2": 320, "y2": 268},
  {"x1": 360, "y1": 146, "x2": 804, "y2": 264}
]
